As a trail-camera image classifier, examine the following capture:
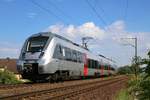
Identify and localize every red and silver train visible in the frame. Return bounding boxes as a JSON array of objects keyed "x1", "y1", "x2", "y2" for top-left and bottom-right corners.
[{"x1": 17, "y1": 32, "x2": 117, "y2": 82}]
